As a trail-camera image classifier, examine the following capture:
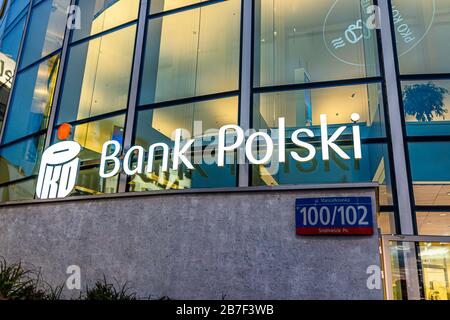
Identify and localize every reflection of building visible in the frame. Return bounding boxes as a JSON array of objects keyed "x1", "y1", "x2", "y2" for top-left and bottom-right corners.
[{"x1": 0, "y1": 0, "x2": 449, "y2": 300}]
